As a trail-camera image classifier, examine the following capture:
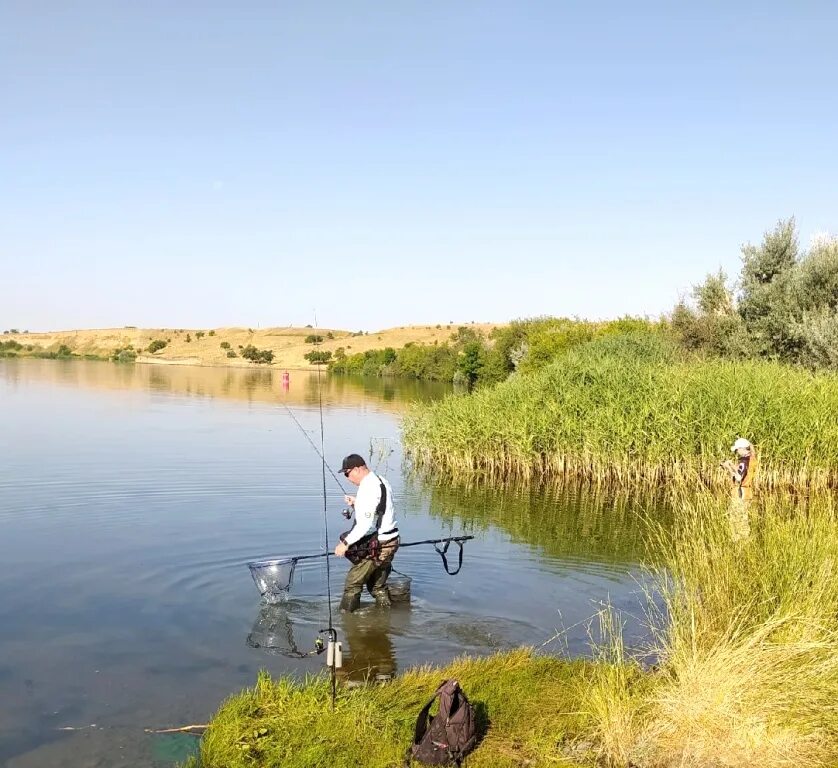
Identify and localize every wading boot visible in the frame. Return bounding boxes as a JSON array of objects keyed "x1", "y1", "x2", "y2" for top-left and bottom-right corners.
[{"x1": 340, "y1": 592, "x2": 361, "y2": 613}]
